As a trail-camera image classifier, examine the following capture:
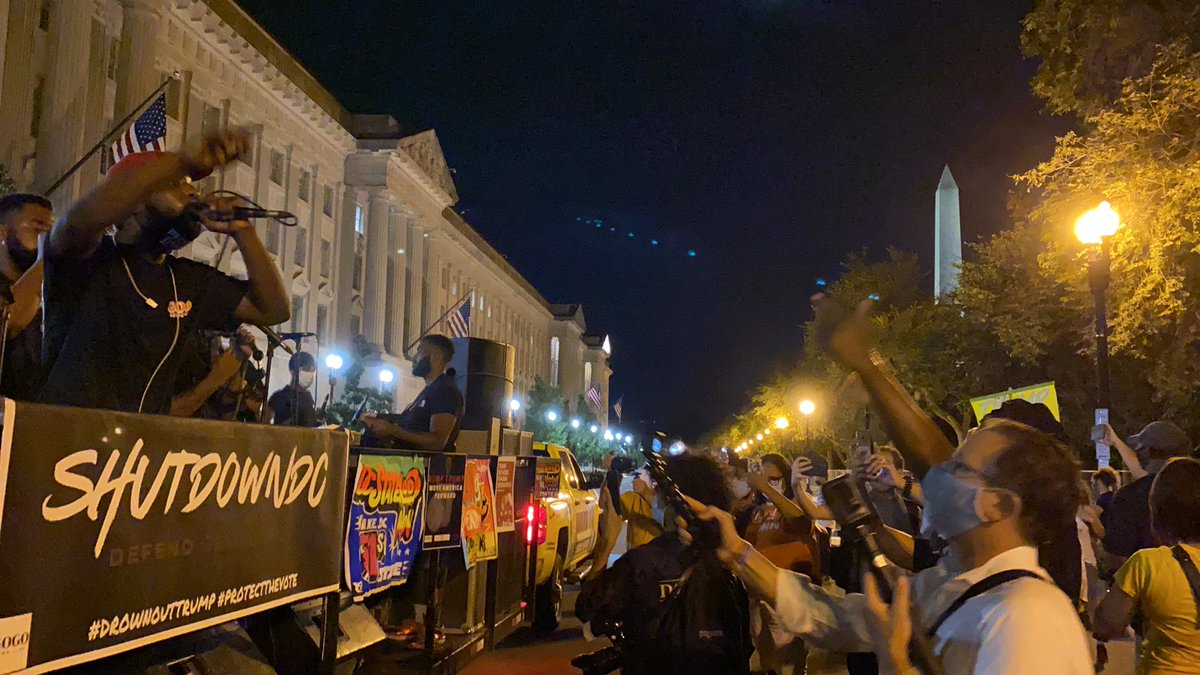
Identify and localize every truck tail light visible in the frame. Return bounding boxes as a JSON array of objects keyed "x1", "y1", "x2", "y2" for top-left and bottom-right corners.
[{"x1": 525, "y1": 503, "x2": 547, "y2": 546}]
